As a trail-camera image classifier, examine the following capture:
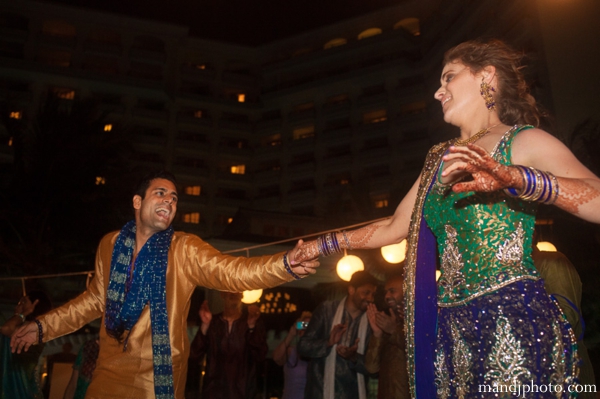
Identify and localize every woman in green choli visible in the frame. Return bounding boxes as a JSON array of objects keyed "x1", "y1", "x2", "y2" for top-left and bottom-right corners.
[{"x1": 295, "y1": 39, "x2": 600, "y2": 398}]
